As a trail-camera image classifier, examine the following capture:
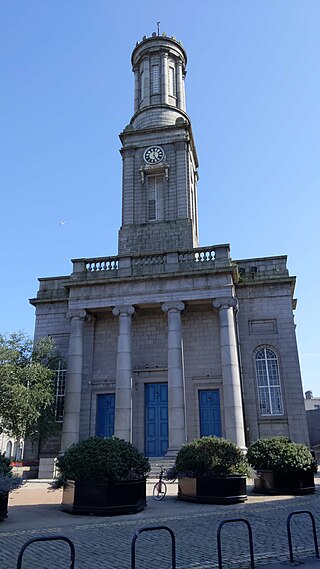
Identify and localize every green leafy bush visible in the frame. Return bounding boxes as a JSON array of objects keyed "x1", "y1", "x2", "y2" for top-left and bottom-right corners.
[
  {"x1": 0, "y1": 453, "x2": 23, "y2": 494},
  {"x1": 53, "y1": 437, "x2": 150, "y2": 488},
  {"x1": 247, "y1": 437, "x2": 317, "y2": 474},
  {"x1": 170, "y1": 436, "x2": 251, "y2": 478}
]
